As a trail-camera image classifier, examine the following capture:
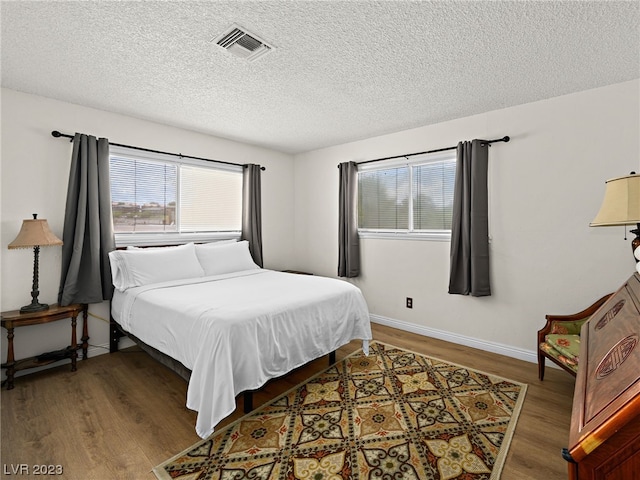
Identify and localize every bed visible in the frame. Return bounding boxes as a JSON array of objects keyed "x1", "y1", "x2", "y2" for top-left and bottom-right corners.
[{"x1": 108, "y1": 241, "x2": 372, "y2": 438}]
